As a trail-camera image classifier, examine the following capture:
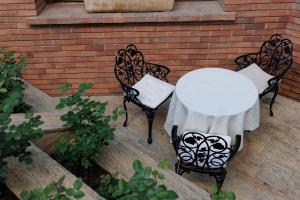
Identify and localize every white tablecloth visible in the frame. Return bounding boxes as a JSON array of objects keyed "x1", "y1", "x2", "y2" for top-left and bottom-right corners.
[{"x1": 164, "y1": 68, "x2": 260, "y2": 148}]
